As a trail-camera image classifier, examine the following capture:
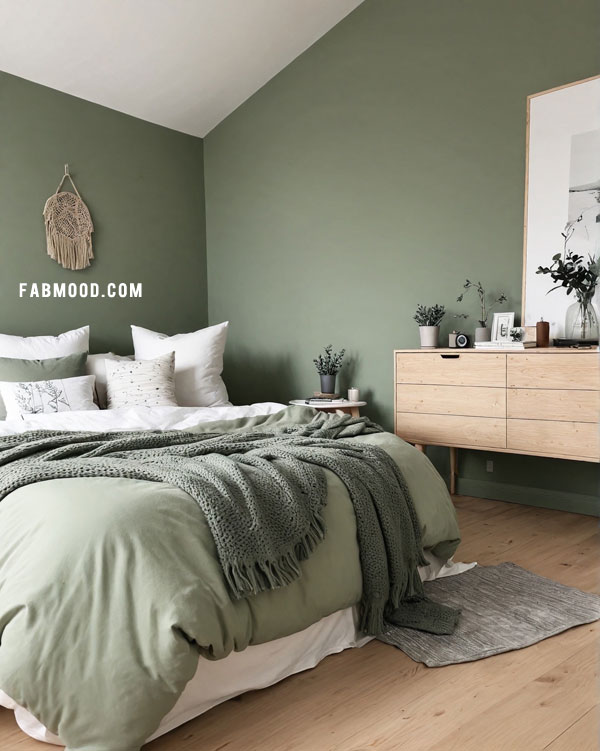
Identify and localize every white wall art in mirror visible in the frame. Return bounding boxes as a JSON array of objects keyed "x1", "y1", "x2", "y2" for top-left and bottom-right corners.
[{"x1": 522, "y1": 75, "x2": 600, "y2": 341}]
